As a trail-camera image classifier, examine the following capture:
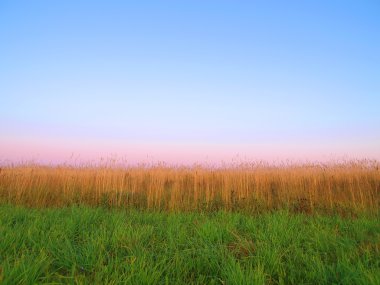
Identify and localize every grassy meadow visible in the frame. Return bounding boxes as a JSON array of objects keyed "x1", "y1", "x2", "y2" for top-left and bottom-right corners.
[
  {"x1": 1, "y1": 205, "x2": 379, "y2": 285},
  {"x1": 0, "y1": 160, "x2": 379, "y2": 284}
]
